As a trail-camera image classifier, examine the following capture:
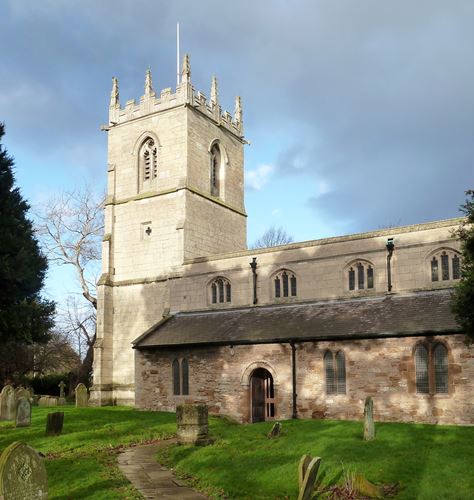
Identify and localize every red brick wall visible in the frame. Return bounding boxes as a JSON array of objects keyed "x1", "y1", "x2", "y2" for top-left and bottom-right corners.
[{"x1": 135, "y1": 334, "x2": 474, "y2": 425}]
